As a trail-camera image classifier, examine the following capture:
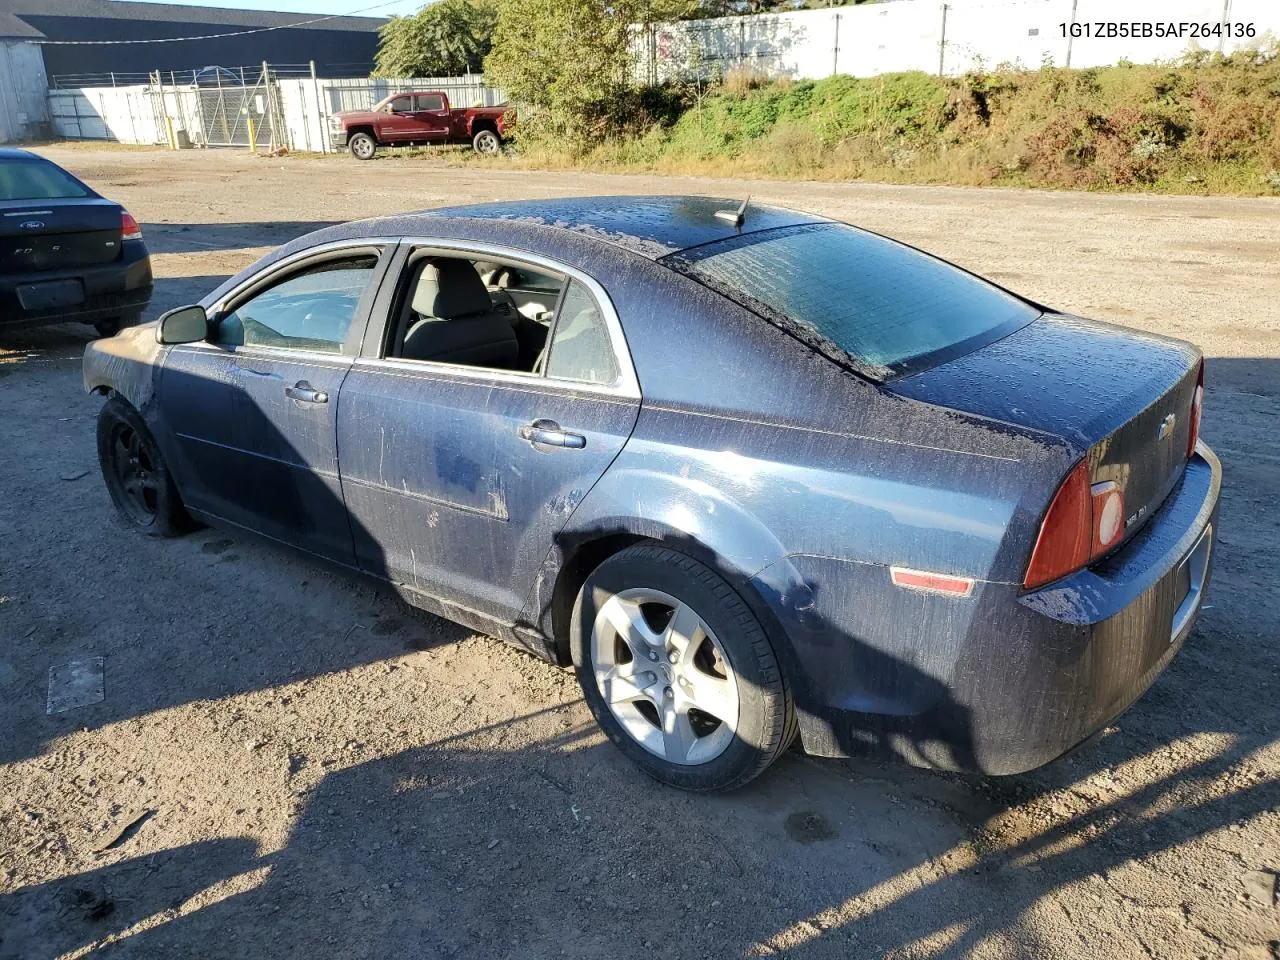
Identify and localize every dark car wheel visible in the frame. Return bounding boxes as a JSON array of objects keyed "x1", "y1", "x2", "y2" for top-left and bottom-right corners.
[
  {"x1": 96, "y1": 396, "x2": 191, "y2": 537},
  {"x1": 472, "y1": 129, "x2": 501, "y2": 155},
  {"x1": 571, "y1": 544, "x2": 796, "y2": 791},
  {"x1": 349, "y1": 132, "x2": 377, "y2": 160},
  {"x1": 92, "y1": 318, "x2": 121, "y2": 338}
]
